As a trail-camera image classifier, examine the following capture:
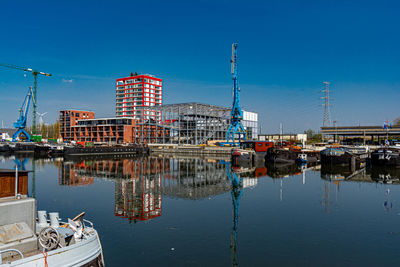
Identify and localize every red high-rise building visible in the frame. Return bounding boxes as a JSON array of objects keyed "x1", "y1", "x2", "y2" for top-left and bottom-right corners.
[{"x1": 116, "y1": 73, "x2": 162, "y2": 120}]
